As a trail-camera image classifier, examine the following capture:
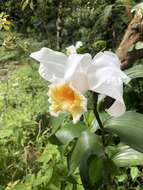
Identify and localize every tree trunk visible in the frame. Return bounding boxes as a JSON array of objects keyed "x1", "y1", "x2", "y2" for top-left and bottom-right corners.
[
  {"x1": 56, "y1": 1, "x2": 64, "y2": 50},
  {"x1": 116, "y1": 13, "x2": 143, "y2": 70}
]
